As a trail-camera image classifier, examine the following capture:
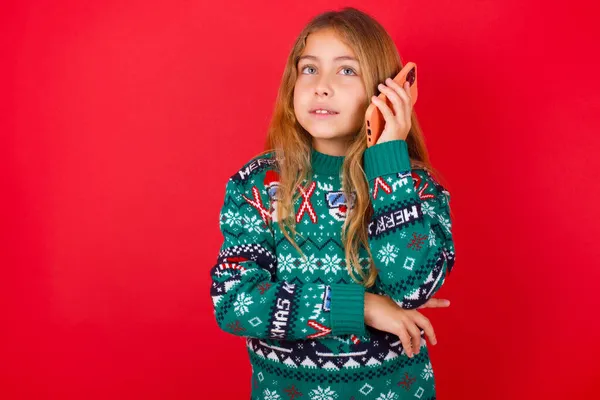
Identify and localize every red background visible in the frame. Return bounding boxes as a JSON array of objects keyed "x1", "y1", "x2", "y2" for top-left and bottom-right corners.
[{"x1": 2, "y1": 1, "x2": 599, "y2": 398}]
